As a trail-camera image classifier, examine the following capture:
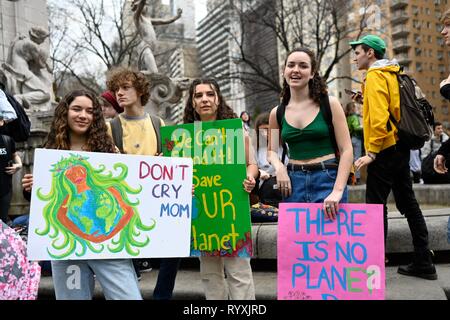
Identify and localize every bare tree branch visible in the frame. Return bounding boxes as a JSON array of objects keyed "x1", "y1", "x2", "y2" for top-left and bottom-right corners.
[
  {"x1": 48, "y1": 0, "x2": 140, "y2": 96},
  {"x1": 225, "y1": 0, "x2": 377, "y2": 99}
]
